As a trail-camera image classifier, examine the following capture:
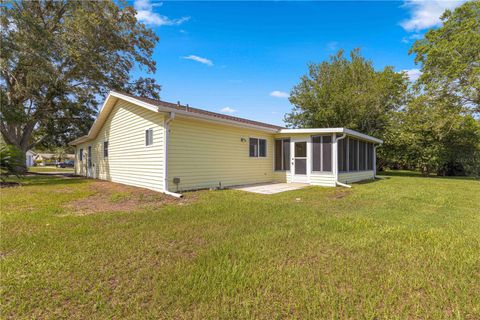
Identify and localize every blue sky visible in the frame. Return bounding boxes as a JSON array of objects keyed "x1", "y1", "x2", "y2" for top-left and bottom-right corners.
[{"x1": 129, "y1": 0, "x2": 466, "y2": 126}]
